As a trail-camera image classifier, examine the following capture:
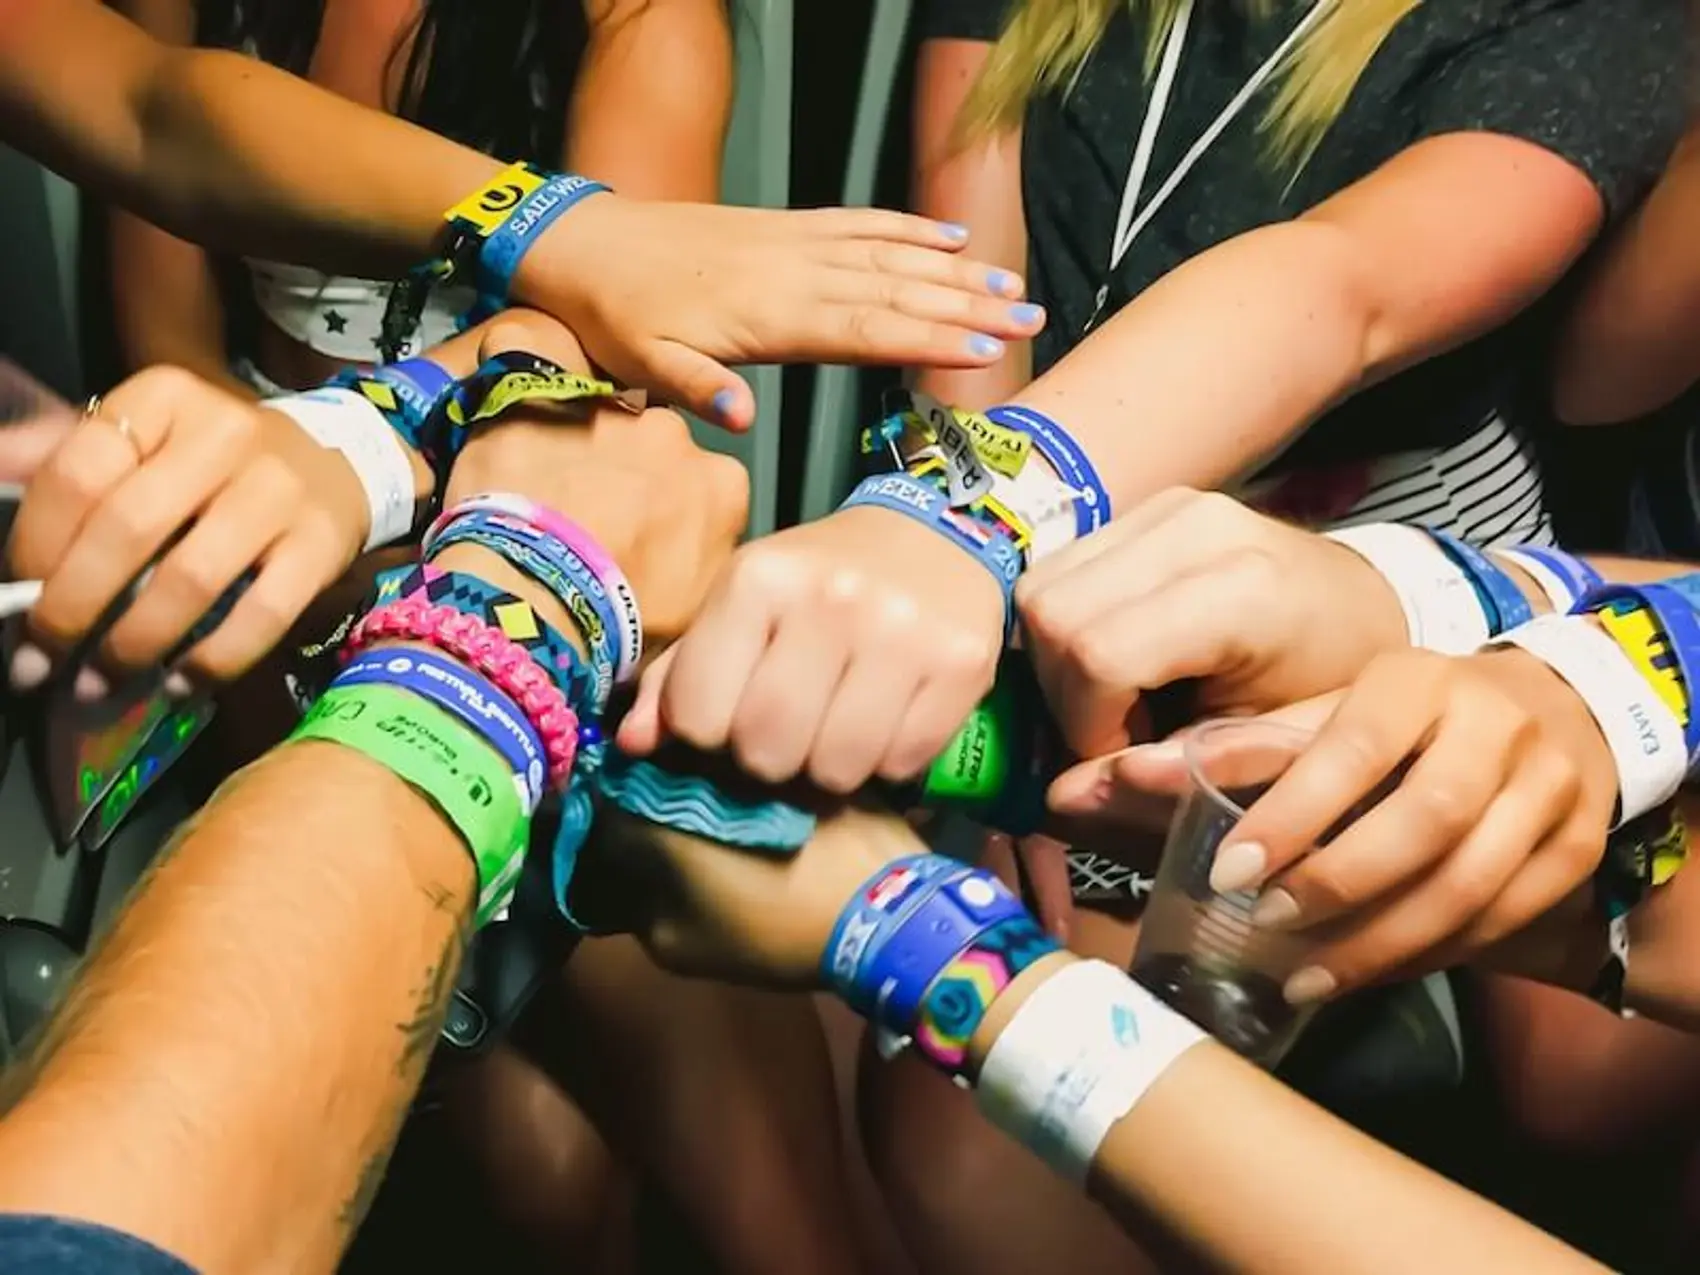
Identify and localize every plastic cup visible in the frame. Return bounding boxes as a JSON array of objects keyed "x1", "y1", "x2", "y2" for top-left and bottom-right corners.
[{"x1": 1129, "y1": 718, "x2": 1325, "y2": 1068}]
